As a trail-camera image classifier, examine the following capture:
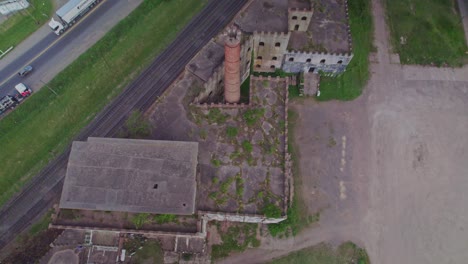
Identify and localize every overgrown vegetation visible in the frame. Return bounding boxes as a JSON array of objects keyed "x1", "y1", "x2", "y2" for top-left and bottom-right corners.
[
  {"x1": 207, "y1": 108, "x2": 228, "y2": 124},
  {"x1": 317, "y1": 0, "x2": 373, "y2": 101},
  {"x1": 131, "y1": 213, "x2": 178, "y2": 228},
  {"x1": 125, "y1": 238, "x2": 164, "y2": 264},
  {"x1": 28, "y1": 210, "x2": 53, "y2": 236},
  {"x1": 131, "y1": 213, "x2": 151, "y2": 229},
  {"x1": 0, "y1": 0, "x2": 208, "y2": 206},
  {"x1": 262, "y1": 203, "x2": 282, "y2": 218},
  {"x1": 385, "y1": 0, "x2": 467, "y2": 66},
  {"x1": 226, "y1": 126, "x2": 238, "y2": 138},
  {"x1": 243, "y1": 108, "x2": 265, "y2": 126},
  {"x1": 267, "y1": 110, "x2": 319, "y2": 237},
  {"x1": 123, "y1": 110, "x2": 152, "y2": 138},
  {"x1": 0, "y1": 0, "x2": 53, "y2": 52},
  {"x1": 268, "y1": 242, "x2": 370, "y2": 264},
  {"x1": 211, "y1": 223, "x2": 260, "y2": 260}
]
